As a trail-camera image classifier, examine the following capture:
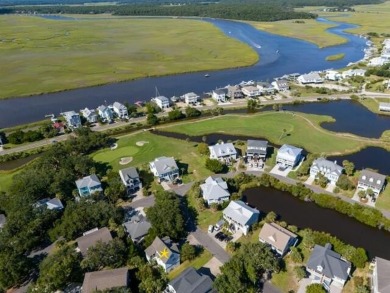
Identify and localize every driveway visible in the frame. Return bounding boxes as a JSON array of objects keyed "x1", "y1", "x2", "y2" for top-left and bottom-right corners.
[
  {"x1": 172, "y1": 182, "x2": 194, "y2": 197},
  {"x1": 270, "y1": 164, "x2": 292, "y2": 177},
  {"x1": 201, "y1": 257, "x2": 223, "y2": 277},
  {"x1": 129, "y1": 195, "x2": 155, "y2": 209},
  {"x1": 305, "y1": 176, "x2": 315, "y2": 185}
]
